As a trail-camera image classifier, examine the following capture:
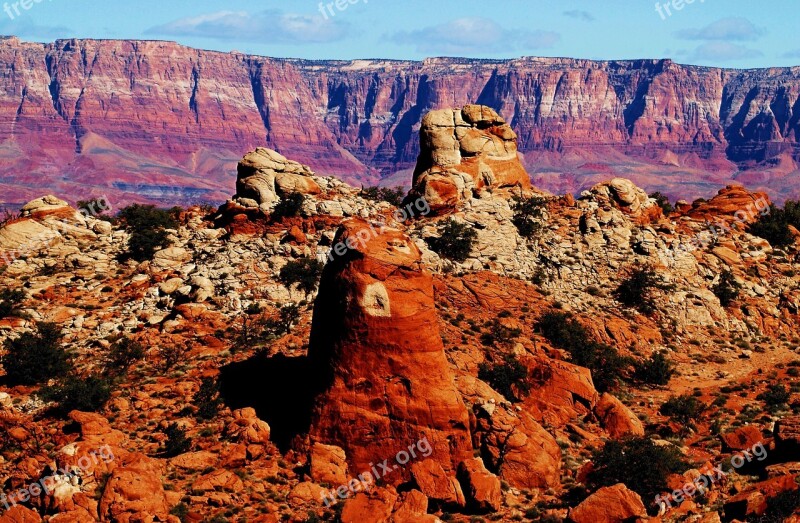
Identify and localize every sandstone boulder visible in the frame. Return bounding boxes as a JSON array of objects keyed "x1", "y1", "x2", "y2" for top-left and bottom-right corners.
[
  {"x1": 97, "y1": 453, "x2": 174, "y2": 523},
  {"x1": 568, "y1": 483, "x2": 647, "y2": 523},
  {"x1": 594, "y1": 393, "x2": 645, "y2": 439},
  {"x1": 408, "y1": 105, "x2": 535, "y2": 214},
  {"x1": 720, "y1": 425, "x2": 764, "y2": 452},
  {"x1": 410, "y1": 459, "x2": 465, "y2": 508},
  {"x1": 583, "y1": 178, "x2": 661, "y2": 220},
  {"x1": 307, "y1": 219, "x2": 473, "y2": 483},
  {"x1": 234, "y1": 148, "x2": 322, "y2": 209},
  {"x1": 457, "y1": 458, "x2": 502, "y2": 513}
]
